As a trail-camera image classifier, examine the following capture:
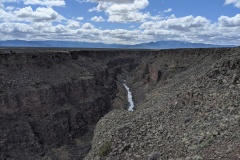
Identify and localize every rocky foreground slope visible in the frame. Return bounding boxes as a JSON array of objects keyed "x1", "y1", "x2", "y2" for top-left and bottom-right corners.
[
  {"x1": 0, "y1": 47, "x2": 240, "y2": 160},
  {"x1": 85, "y1": 47, "x2": 240, "y2": 160}
]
